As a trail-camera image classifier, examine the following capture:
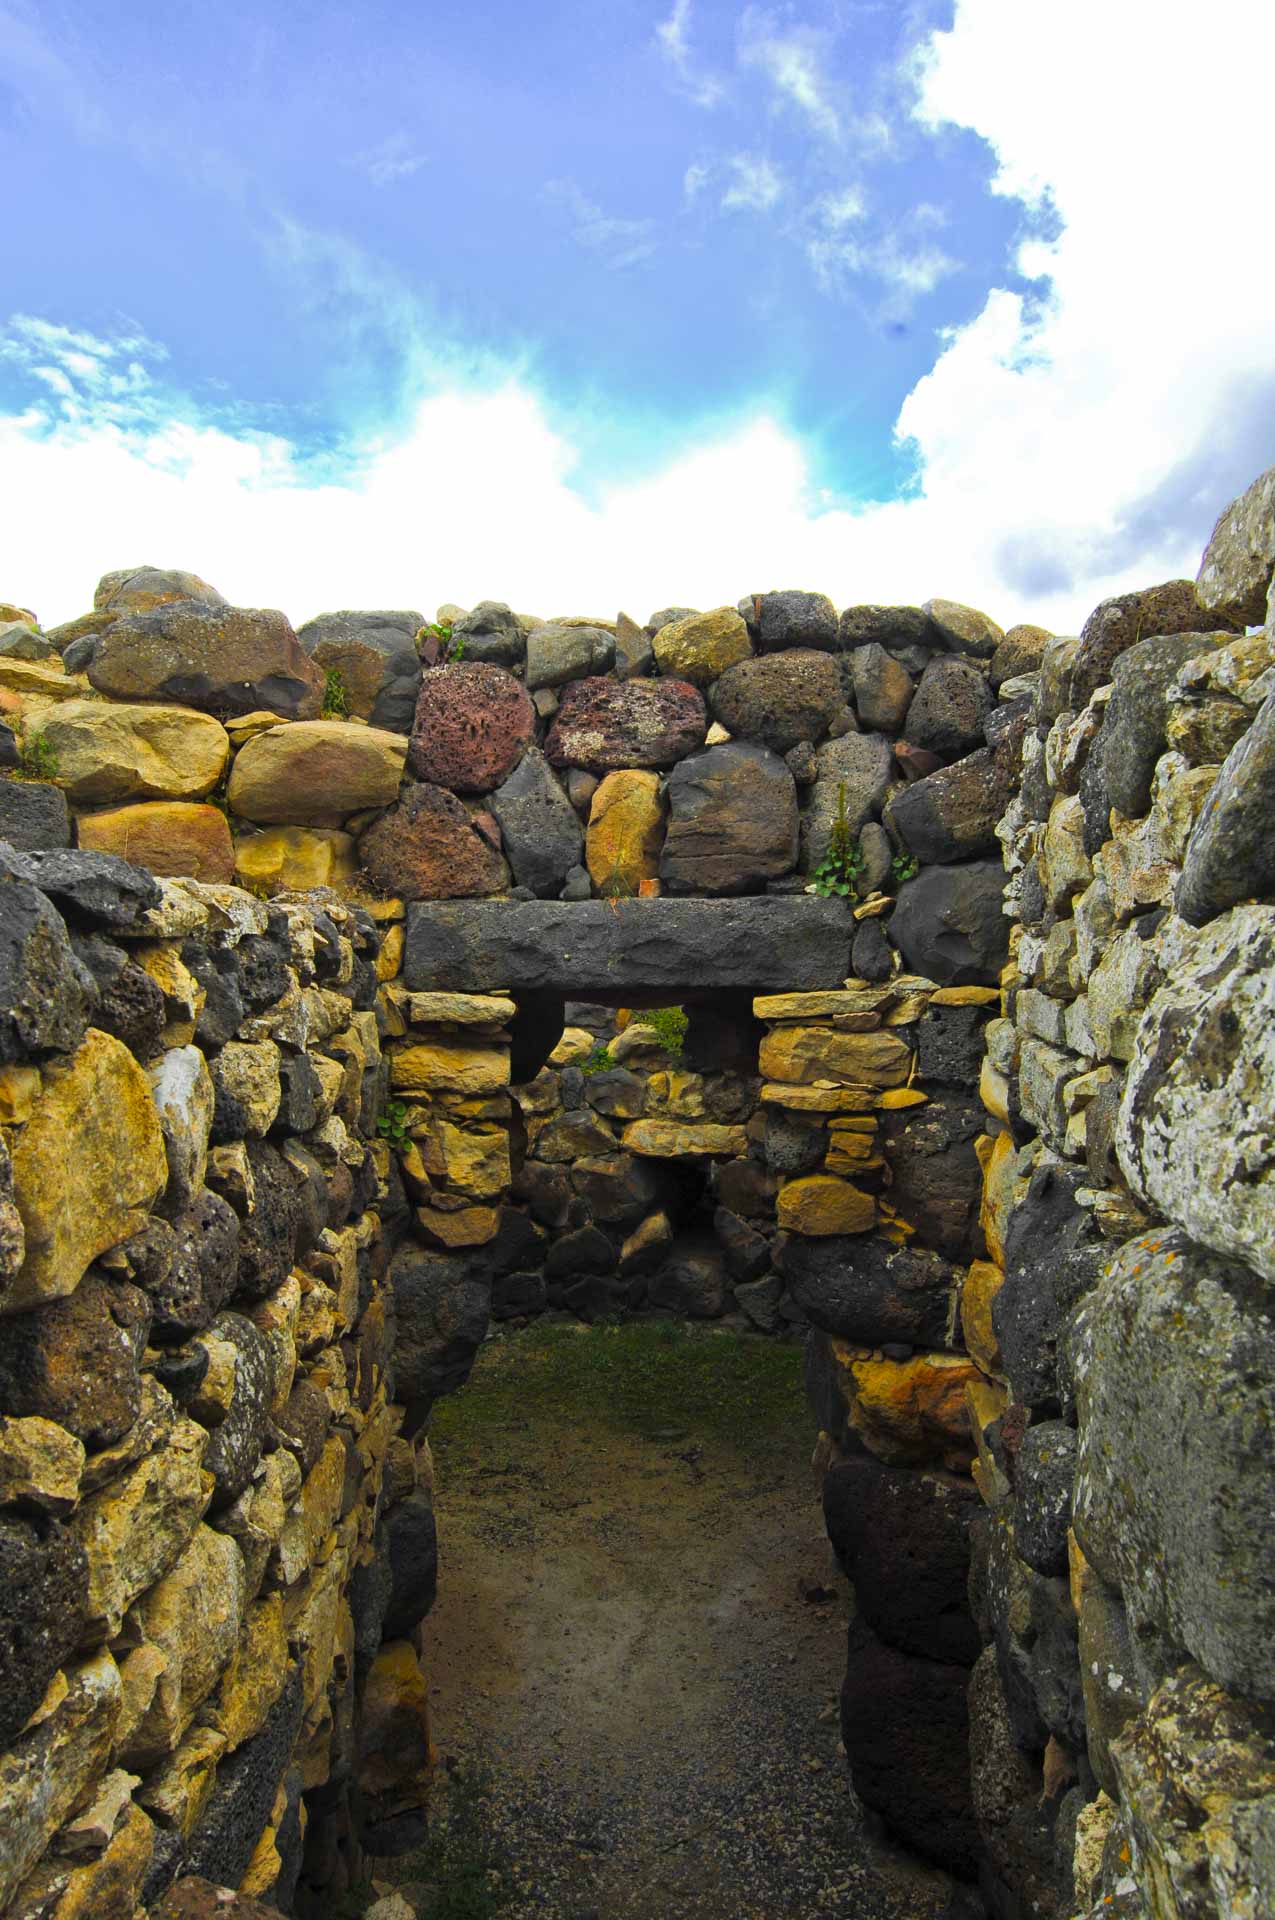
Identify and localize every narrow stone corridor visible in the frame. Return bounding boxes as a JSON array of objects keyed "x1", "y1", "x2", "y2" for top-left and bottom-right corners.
[{"x1": 386, "y1": 1325, "x2": 967, "y2": 1920}]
